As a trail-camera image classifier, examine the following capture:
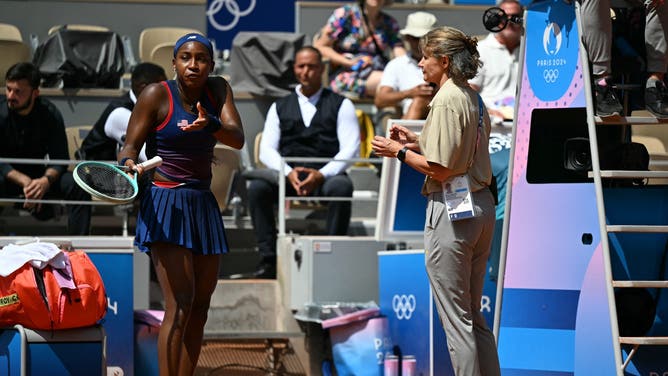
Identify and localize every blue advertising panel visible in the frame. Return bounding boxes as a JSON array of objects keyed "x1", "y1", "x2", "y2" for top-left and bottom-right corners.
[
  {"x1": 206, "y1": 0, "x2": 295, "y2": 51},
  {"x1": 88, "y1": 252, "x2": 134, "y2": 376},
  {"x1": 379, "y1": 251, "x2": 445, "y2": 375},
  {"x1": 379, "y1": 251, "x2": 497, "y2": 375}
]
